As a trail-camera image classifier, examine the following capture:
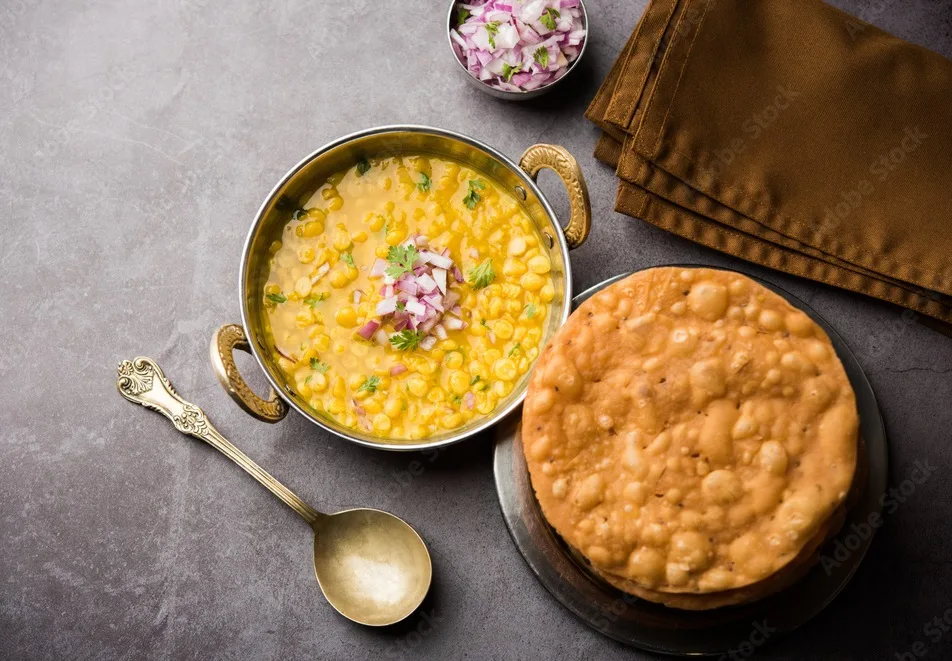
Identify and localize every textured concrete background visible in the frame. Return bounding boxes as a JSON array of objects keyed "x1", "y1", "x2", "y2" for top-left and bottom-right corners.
[{"x1": 2, "y1": 1, "x2": 951, "y2": 659}]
